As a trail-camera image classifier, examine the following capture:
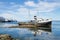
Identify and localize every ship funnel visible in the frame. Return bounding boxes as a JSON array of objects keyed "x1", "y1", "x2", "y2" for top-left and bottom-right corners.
[{"x1": 34, "y1": 16, "x2": 37, "y2": 20}]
